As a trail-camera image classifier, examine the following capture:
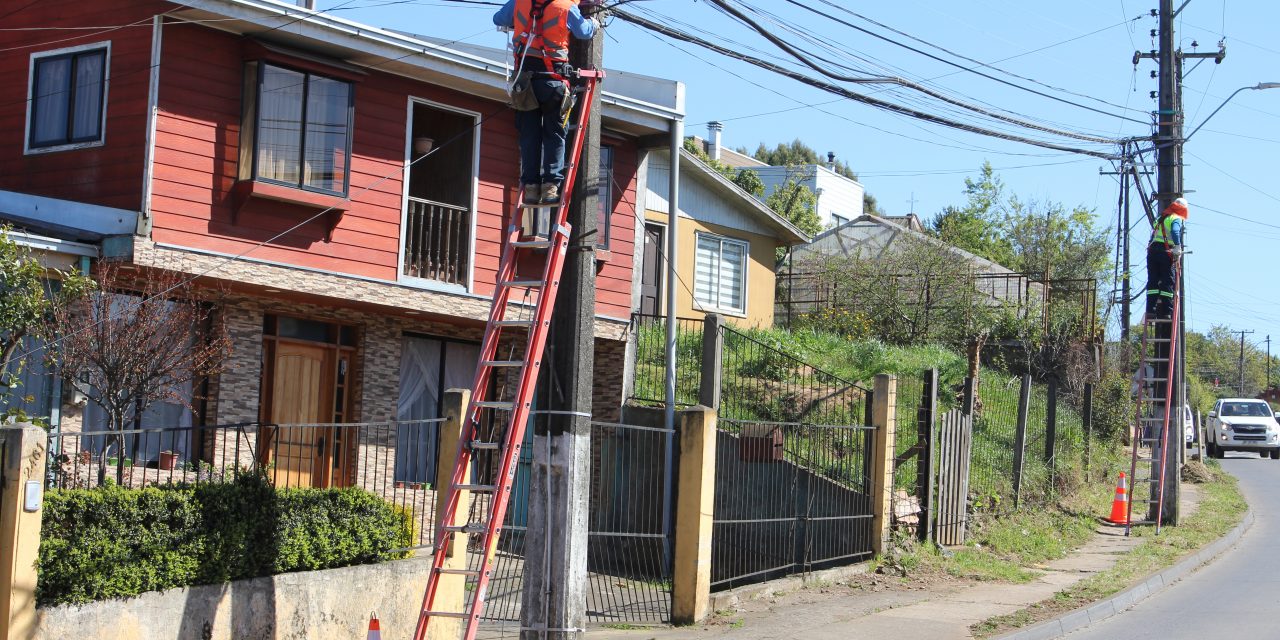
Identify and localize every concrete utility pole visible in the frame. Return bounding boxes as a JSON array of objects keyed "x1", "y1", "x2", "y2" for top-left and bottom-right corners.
[
  {"x1": 520, "y1": 8, "x2": 603, "y2": 638},
  {"x1": 1234, "y1": 329, "x2": 1255, "y2": 395},
  {"x1": 1139, "y1": 0, "x2": 1181, "y2": 525},
  {"x1": 1131, "y1": 0, "x2": 1224, "y2": 525},
  {"x1": 1267, "y1": 335, "x2": 1272, "y2": 389}
]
